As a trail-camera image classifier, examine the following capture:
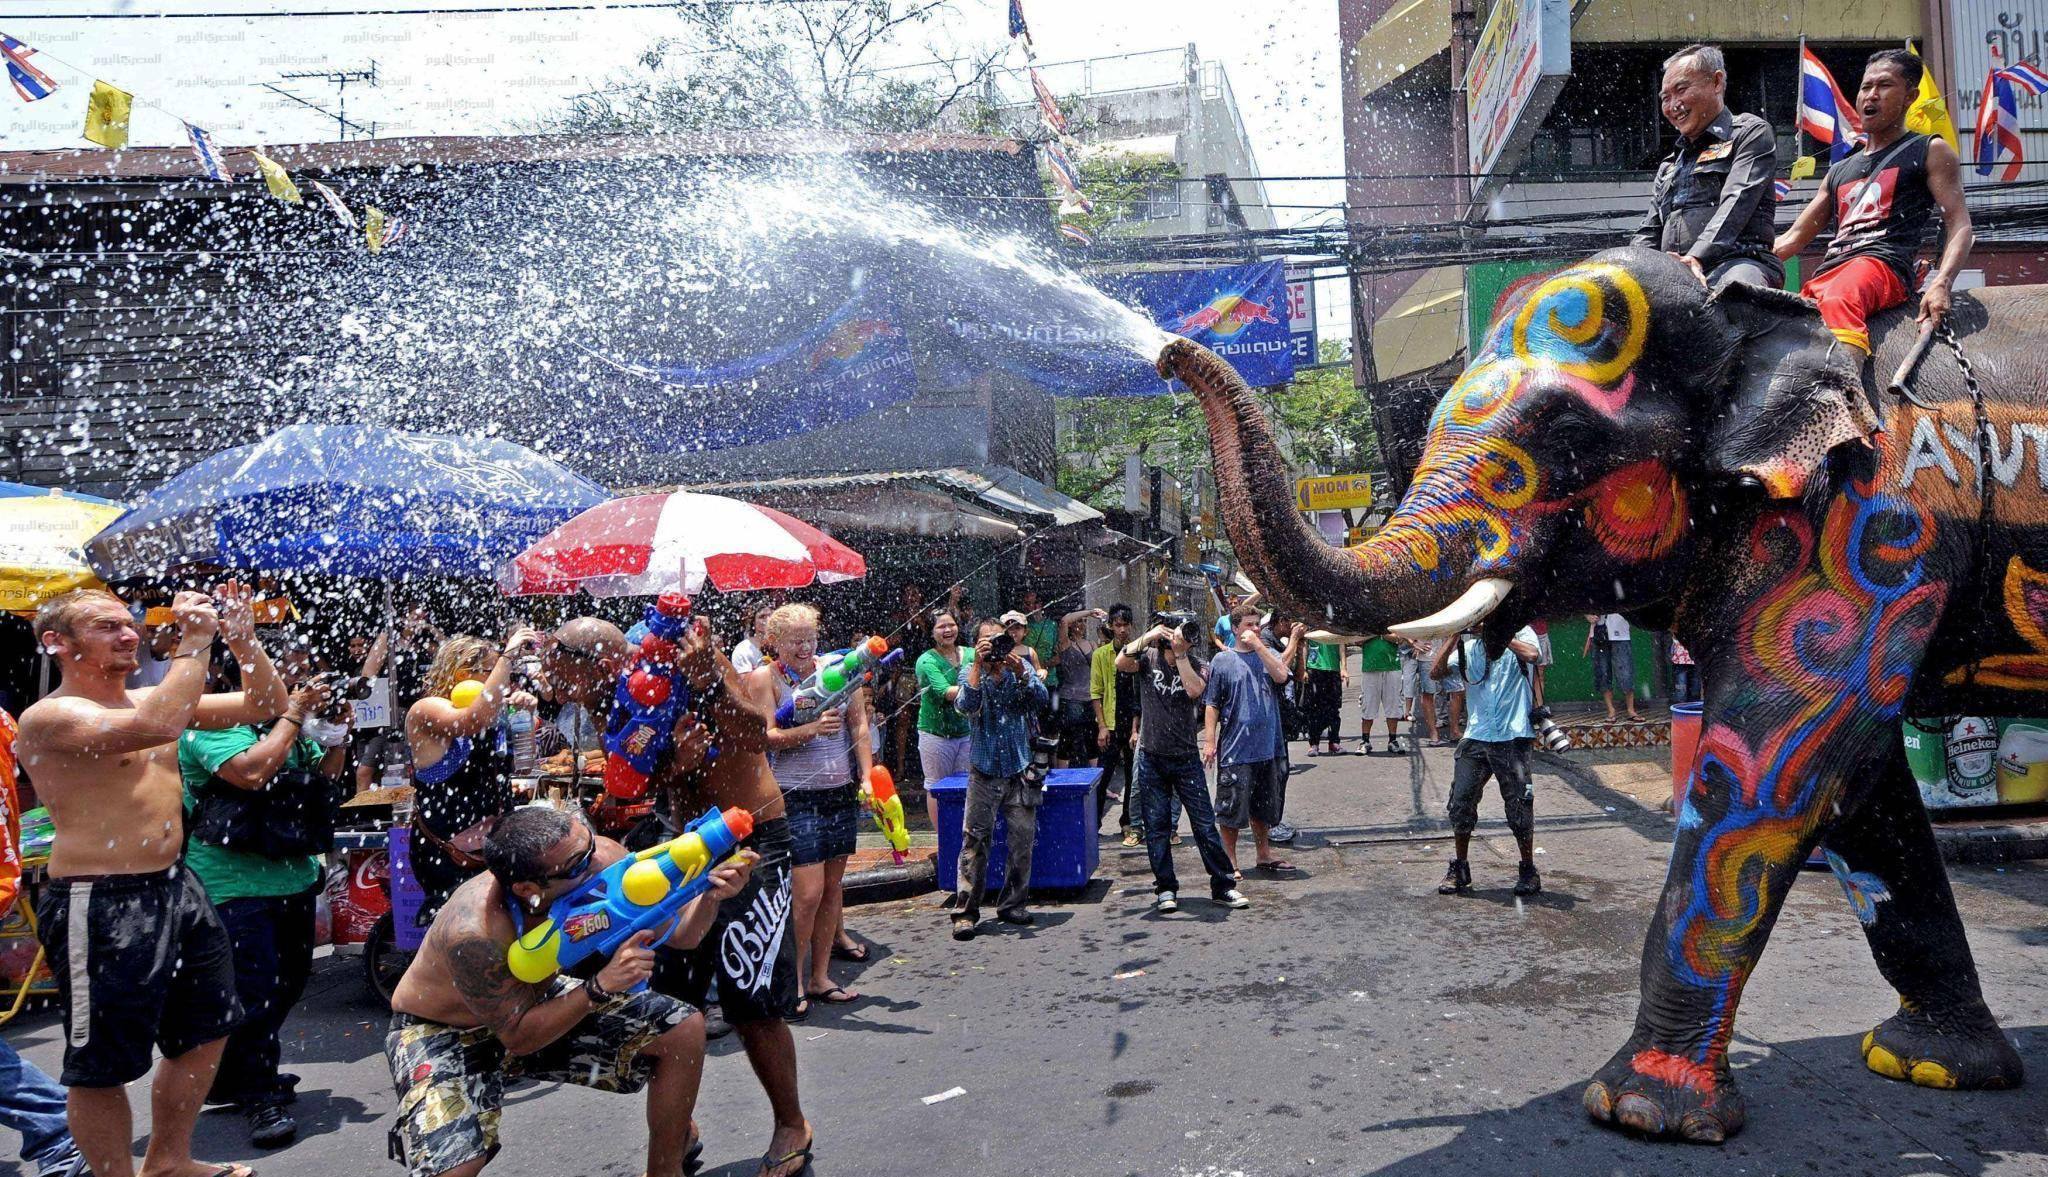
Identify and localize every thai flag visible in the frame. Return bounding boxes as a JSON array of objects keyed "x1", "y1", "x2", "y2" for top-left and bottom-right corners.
[
  {"x1": 1030, "y1": 67, "x2": 1065, "y2": 134},
  {"x1": 1772, "y1": 179, "x2": 1792, "y2": 200},
  {"x1": 1, "y1": 34, "x2": 57, "y2": 103},
  {"x1": 1798, "y1": 44, "x2": 1863, "y2": 161},
  {"x1": 2002, "y1": 60, "x2": 2048, "y2": 95},
  {"x1": 1976, "y1": 64, "x2": 2025, "y2": 180},
  {"x1": 184, "y1": 123, "x2": 229, "y2": 182}
]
